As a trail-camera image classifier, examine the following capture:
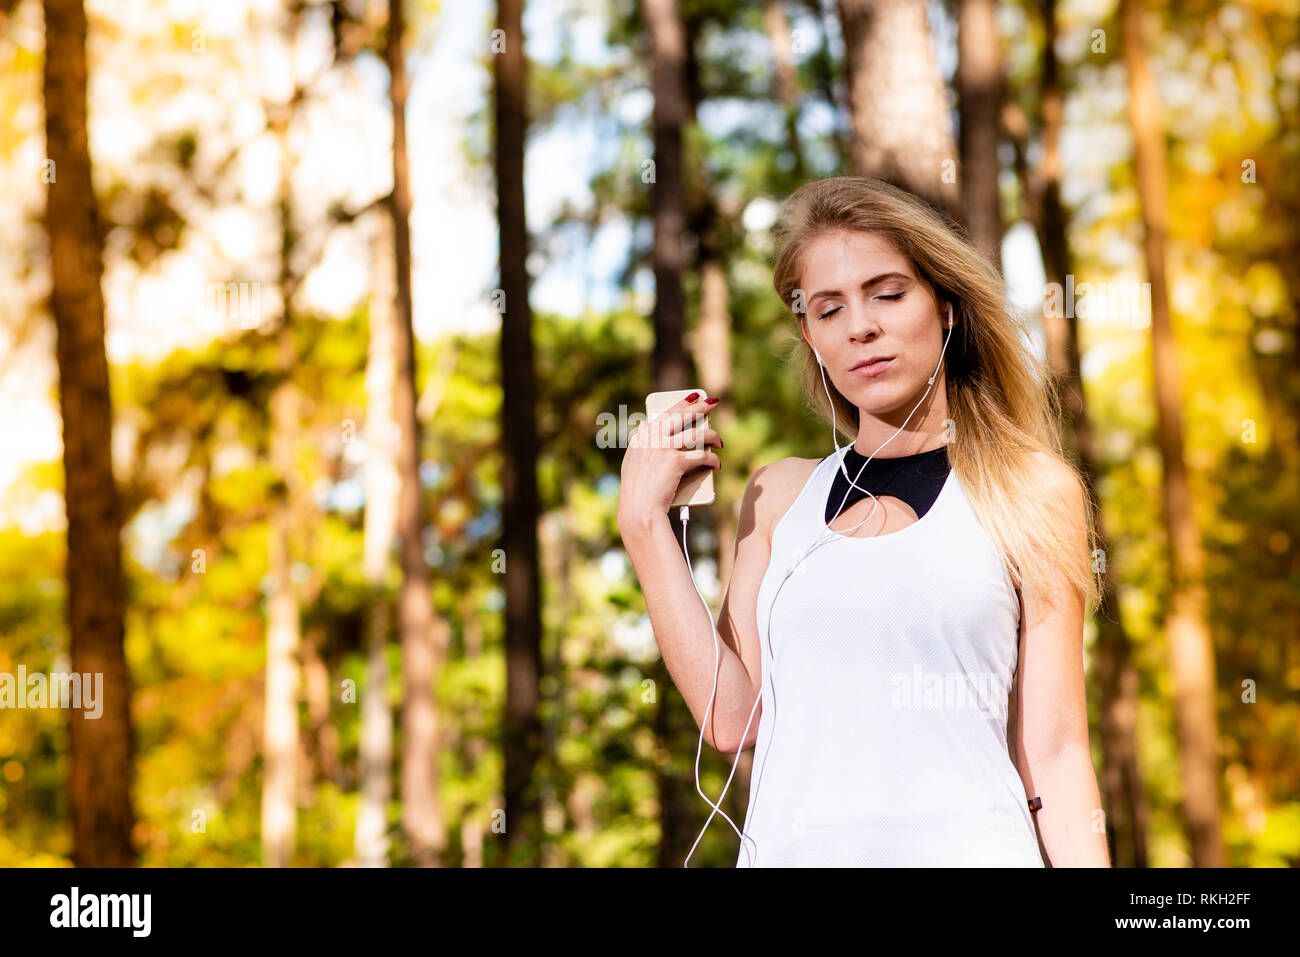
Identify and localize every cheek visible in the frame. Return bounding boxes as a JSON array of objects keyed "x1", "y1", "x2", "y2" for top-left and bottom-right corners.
[{"x1": 902, "y1": 318, "x2": 942, "y2": 358}]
